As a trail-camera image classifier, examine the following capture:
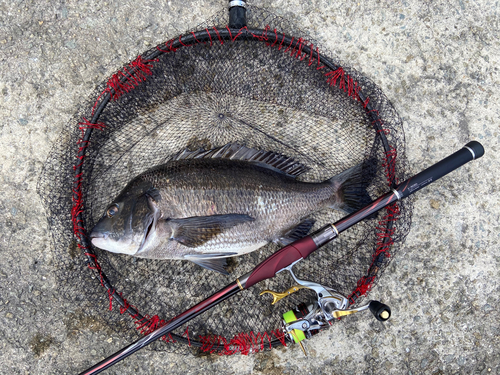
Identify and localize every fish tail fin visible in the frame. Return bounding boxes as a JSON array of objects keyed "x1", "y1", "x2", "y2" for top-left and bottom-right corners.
[{"x1": 328, "y1": 159, "x2": 376, "y2": 214}]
